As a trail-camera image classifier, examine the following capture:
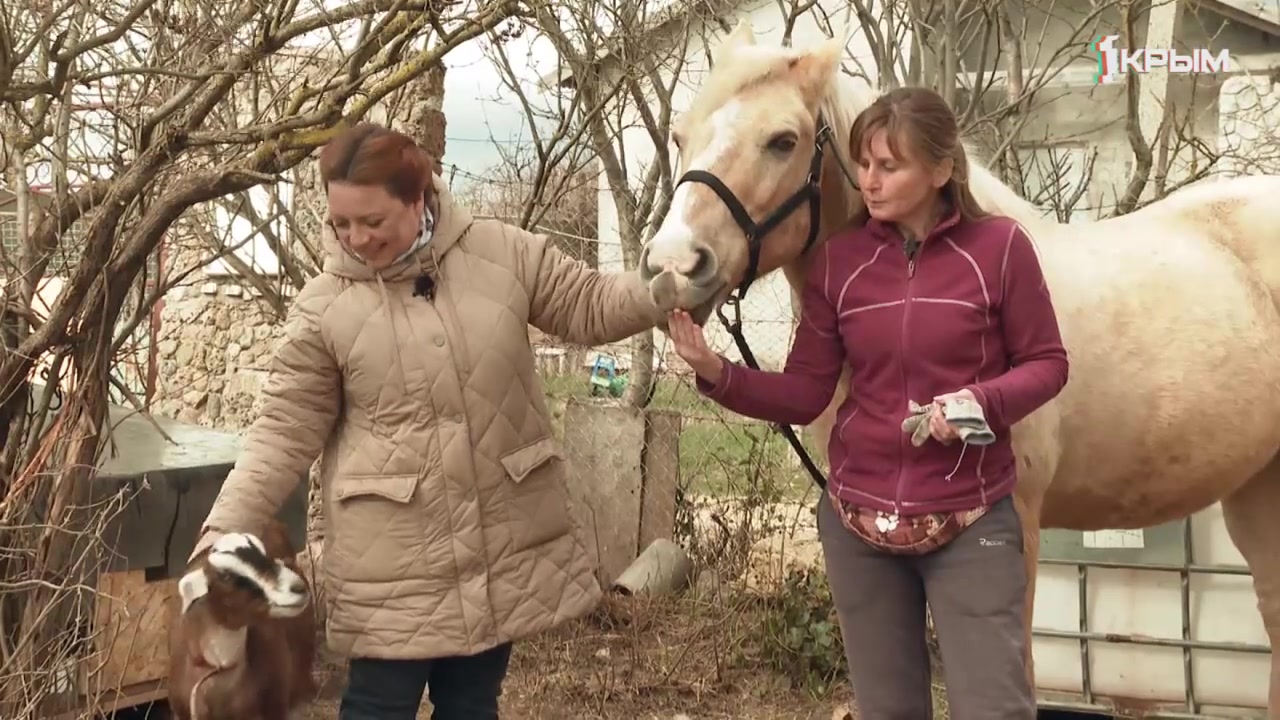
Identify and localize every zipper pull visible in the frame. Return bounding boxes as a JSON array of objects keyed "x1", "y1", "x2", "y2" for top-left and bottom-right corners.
[{"x1": 907, "y1": 258, "x2": 915, "y2": 277}]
